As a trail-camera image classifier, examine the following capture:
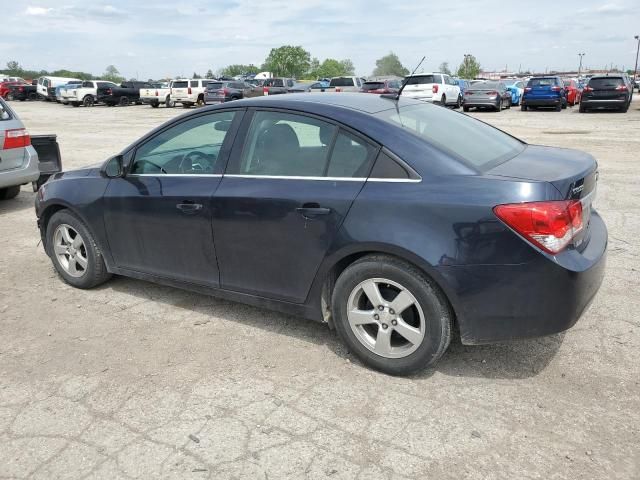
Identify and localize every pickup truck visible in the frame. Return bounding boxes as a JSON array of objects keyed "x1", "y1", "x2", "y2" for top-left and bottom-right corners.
[
  {"x1": 7, "y1": 83, "x2": 38, "y2": 101},
  {"x1": 55, "y1": 81, "x2": 83, "y2": 104},
  {"x1": 140, "y1": 82, "x2": 174, "y2": 108},
  {"x1": 99, "y1": 81, "x2": 153, "y2": 106},
  {"x1": 262, "y1": 77, "x2": 296, "y2": 95},
  {"x1": 62, "y1": 80, "x2": 118, "y2": 107}
]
